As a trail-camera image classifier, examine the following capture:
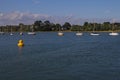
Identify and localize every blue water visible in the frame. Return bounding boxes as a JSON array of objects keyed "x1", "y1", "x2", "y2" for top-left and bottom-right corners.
[{"x1": 0, "y1": 32, "x2": 120, "y2": 80}]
